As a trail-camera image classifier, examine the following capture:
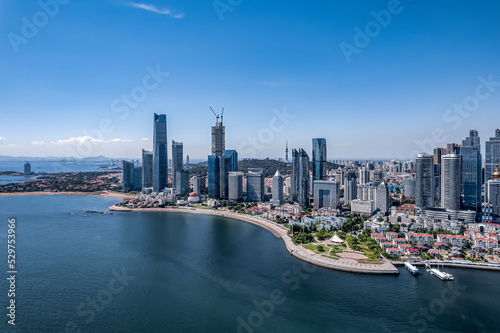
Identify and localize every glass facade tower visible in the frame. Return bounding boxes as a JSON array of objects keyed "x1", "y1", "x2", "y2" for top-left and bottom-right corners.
[
  {"x1": 460, "y1": 130, "x2": 481, "y2": 214},
  {"x1": 312, "y1": 138, "x2": 327, "y2": 181},
  {"x1": 153, "y1": 113, "x2": 168, "y2": 192}
]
